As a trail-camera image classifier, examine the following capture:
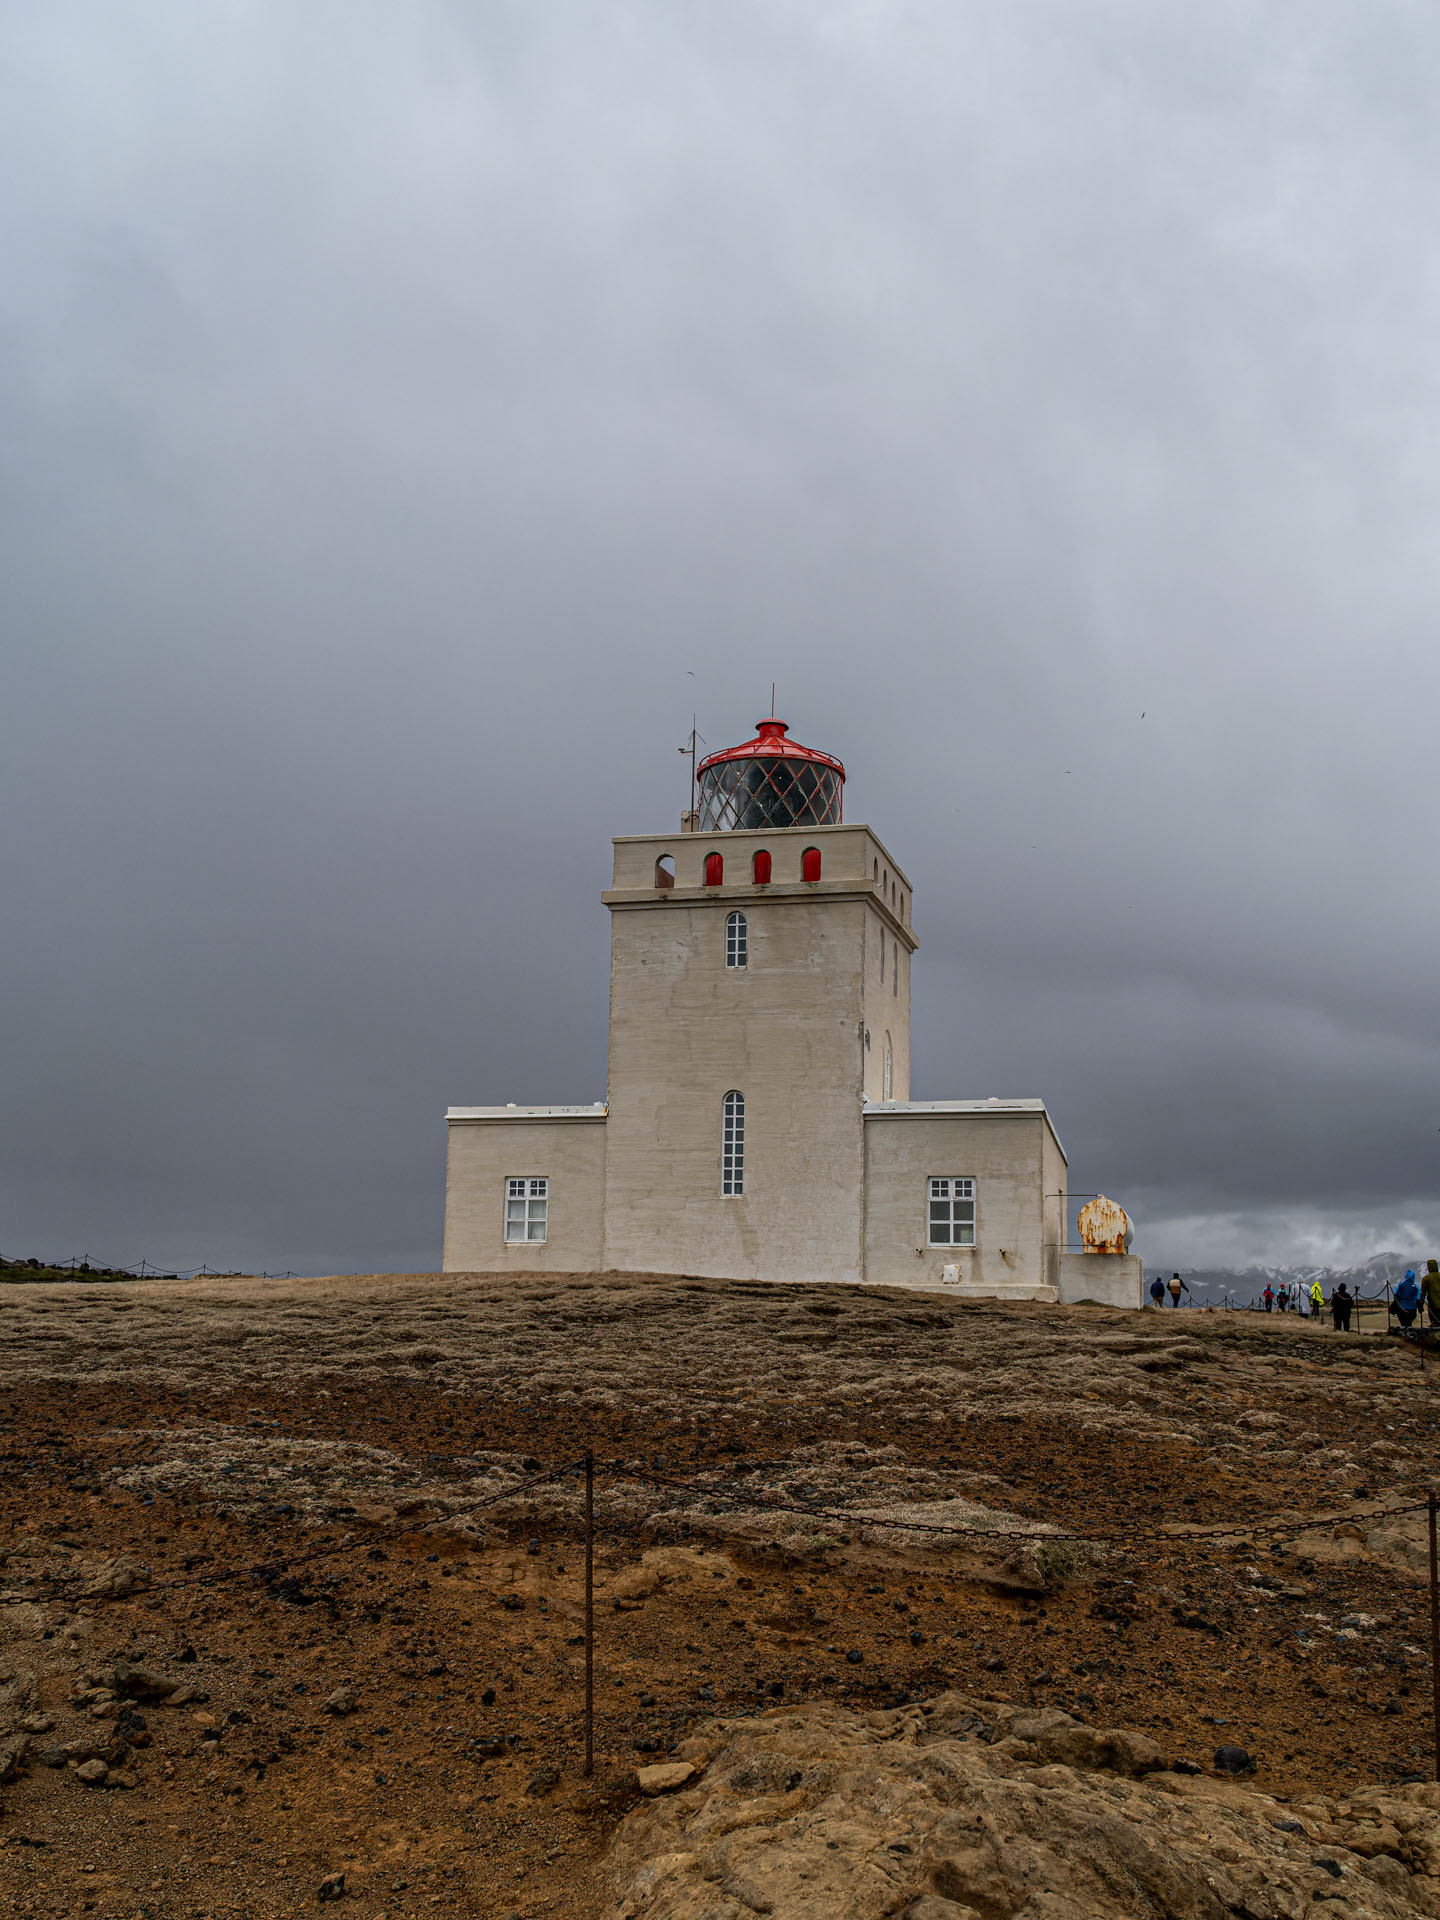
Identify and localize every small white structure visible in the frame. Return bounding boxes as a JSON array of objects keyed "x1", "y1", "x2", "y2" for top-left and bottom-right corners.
[{"x1": 443, "y1": 718, "x2": 1141, "y2": 1306}]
